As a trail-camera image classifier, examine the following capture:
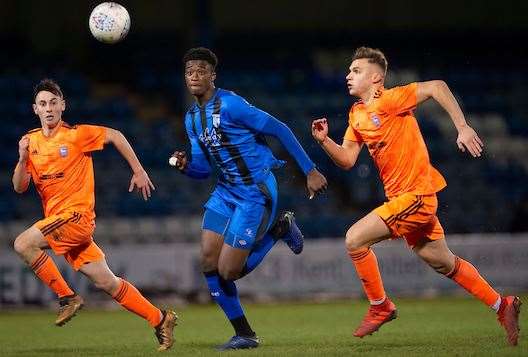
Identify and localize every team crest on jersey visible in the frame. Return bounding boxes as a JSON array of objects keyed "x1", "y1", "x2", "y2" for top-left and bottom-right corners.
[
  {"x1": 59, "y1": 146, "x2": 68, "y2": 157},
  {"x1": 371, "y1": 114, "x2": 381, "y2": 127},
  {"x1": 212, "y1": 113, "x2": 221, "y2": 128}
]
